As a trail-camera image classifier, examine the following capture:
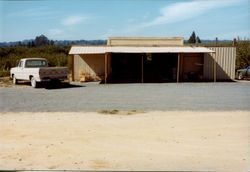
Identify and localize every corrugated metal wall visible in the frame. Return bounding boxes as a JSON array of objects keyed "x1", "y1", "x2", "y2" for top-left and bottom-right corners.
[
  {"x1": 74, "y1": 54, "x2": 105, "y2": 81},
  {"x1": 204, "y1": 47, "x2": 236, "y2": 80}
]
